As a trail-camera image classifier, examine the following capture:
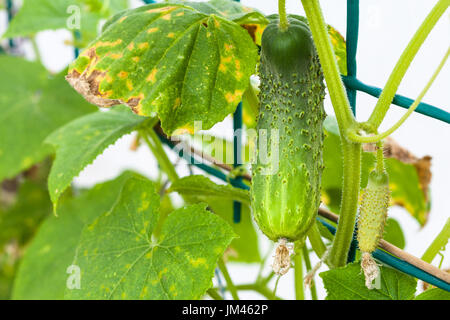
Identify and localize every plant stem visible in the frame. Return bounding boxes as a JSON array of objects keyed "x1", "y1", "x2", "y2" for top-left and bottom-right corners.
[
  {"x1": 307, "y1": 221, "x2": 327, "y2": 258},
  {"x1": 348, "y1": 47, "x2": 450, "y2": 143},
  {"x1": 142, "y1": 128, "x2": 179, "y2": 182},
  {"x1": 207, "y1": 288, "x2": 224, "y2": 300},
  {"x1": 376, "y1": 141, "x2": 385, "y2": 174},
  {"x1": 300, "y1": 0, "x2": 355, "y2": 133},
  {"x1": 421, "y1": 218, "x2": 450, "y2": 264},
  {"x1": 217, "y1": 258, "x2": 239, "y2": 300},
  {"x1": 294, "y1": 243, "x2": 305, "y2": 300},
  {"x1": 300, "y1": 0, "x2": 361, "y2": 268},
  {"x1": 328, "y1": 140, "x2": 361, "y2": 267},
  {"x1": 278, "y1": 0, "x2": 289, "y2": 31},
  {"x1": 31, "y1": 37, "x2": 42, "y2": 64},
  {"x1": 302, "y1": 246, "x2": 318, "y2": 300},
  {"x1": 261, "y1": 271, "x2": 276, "y2": 286},
  {"x1": 367, "y1": 0, "x2": 449, "y2": 129}
]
